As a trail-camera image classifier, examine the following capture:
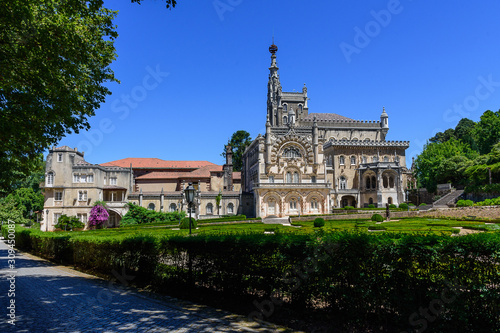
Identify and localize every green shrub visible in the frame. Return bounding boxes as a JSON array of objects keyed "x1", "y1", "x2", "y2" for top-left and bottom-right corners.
[
  {"x1": 180, "y1": 217, "x2": 197, "y2": 229},
  {"x1": 398, "y1": 203, "x2": 408, "y2": 210},
  {"x1": 344, "y1": 206, "x2": 355, "y2": 210},
  {"x1": 419, "y1": 203, "x2": 427, "y2": 206},
  {"x1": 313, "y1": 218, "x2": 325, "y2": 228},
  {"x1": 371, "y1": 214, "x2": 384, "y2": 222},
  {"x1": 368, "y1": 204, "x2": 376, "y2": 208},
  {"x1": 389, "y1": 204, "x2": 397, "y2": 209},
  {"x1": 55, "y1": 214, "x2": 84, "y2": 231},
  {"x1": 457, "y1": 199, "x2": 474, "y2": 207},
  {"x1": 121, "y1": 203, "x2": 186, "y2": 226}
]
